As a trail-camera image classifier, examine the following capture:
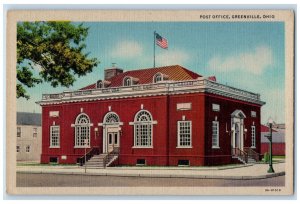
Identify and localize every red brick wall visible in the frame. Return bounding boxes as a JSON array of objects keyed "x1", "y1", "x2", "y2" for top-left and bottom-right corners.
[
  {"x1": 41, "y1": 92, "x2": 262, "y2": 166},
  {"x1": 261, "y1": 143, "x2": 285, "y2": 156},
  {"x1": 204, "y1": 93, "x2": 261, "y2": 165}
]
